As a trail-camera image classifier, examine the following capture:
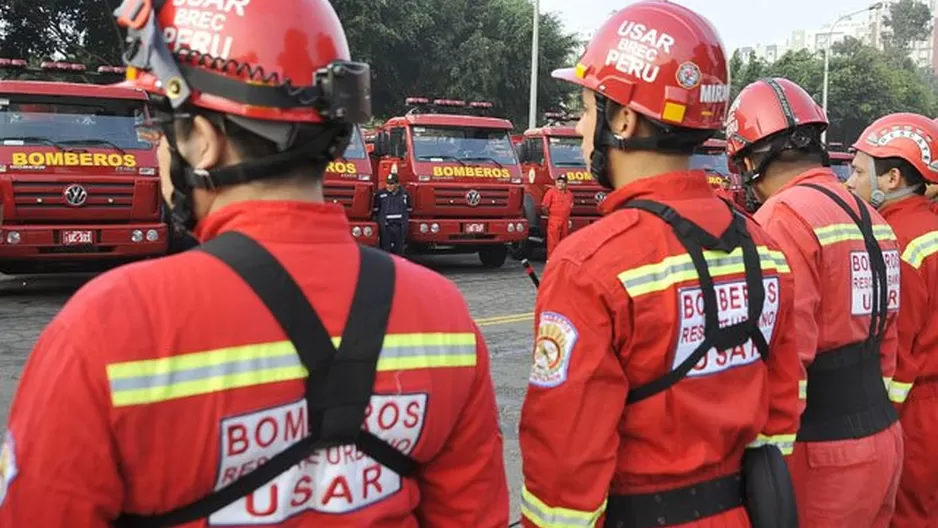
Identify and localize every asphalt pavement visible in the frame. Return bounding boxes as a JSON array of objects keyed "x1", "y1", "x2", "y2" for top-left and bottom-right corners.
[{"x1": 0, "y1": 251, "x2": 545, "y2": 520}]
